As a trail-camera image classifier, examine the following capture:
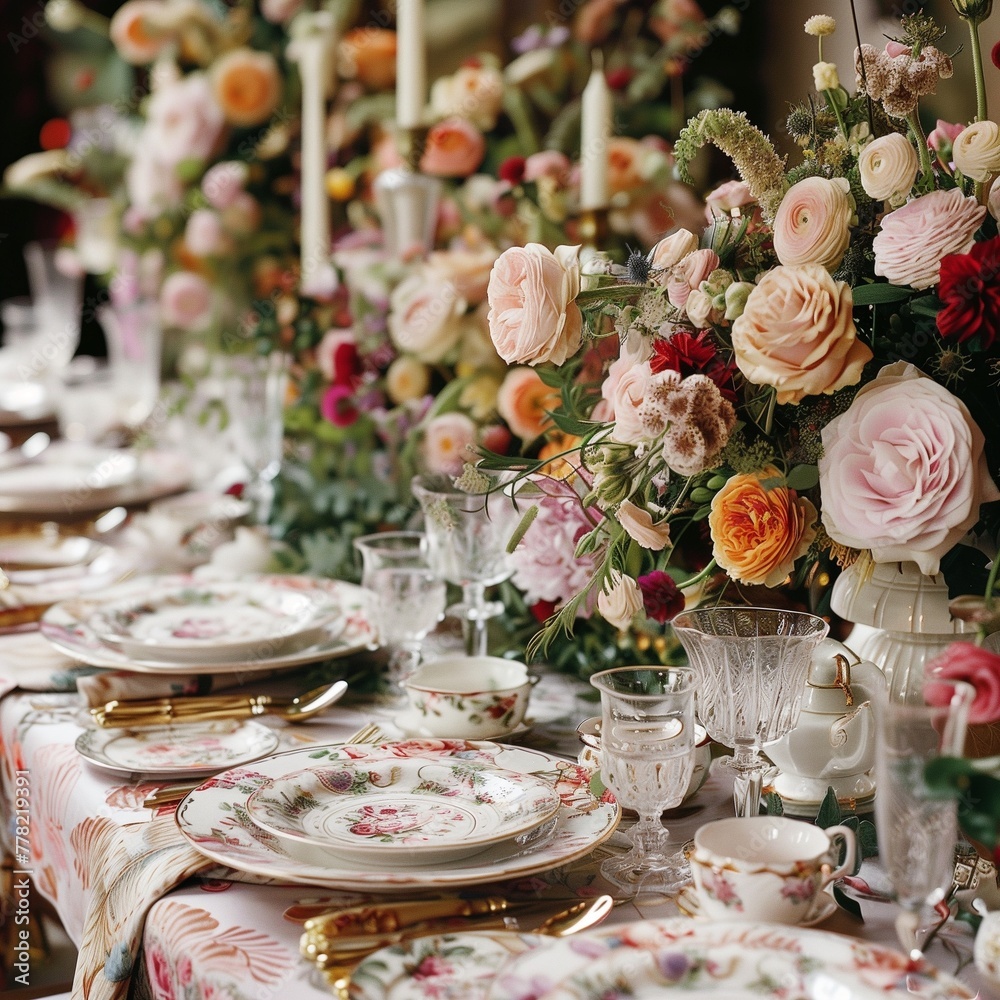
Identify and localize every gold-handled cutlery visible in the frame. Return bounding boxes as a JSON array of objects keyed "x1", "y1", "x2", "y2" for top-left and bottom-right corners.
[
  {"x1": 302, "y1": 894, "x2": 615, "y2": 999},
  {"x1": 92, "y1": 678, "x2": 349, "y2": 728}
]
